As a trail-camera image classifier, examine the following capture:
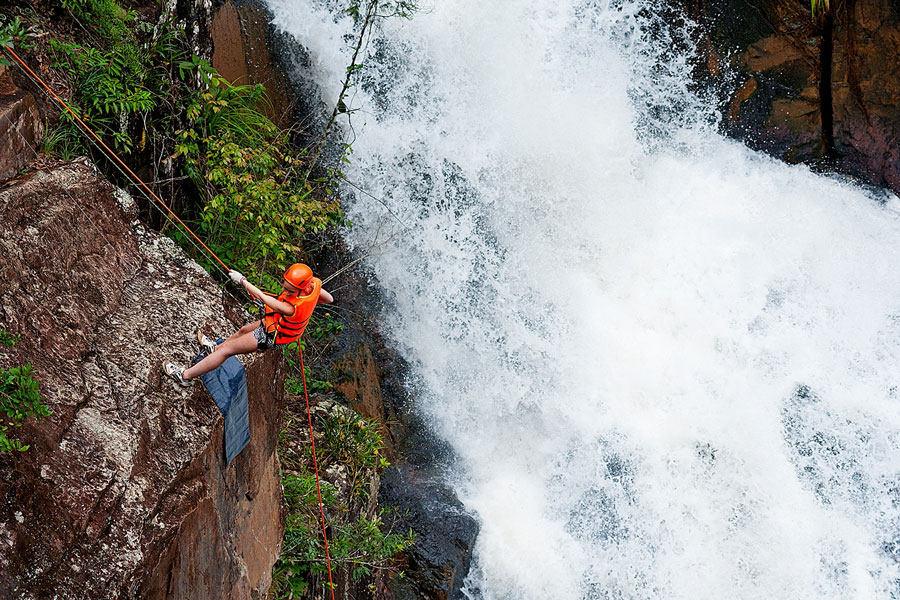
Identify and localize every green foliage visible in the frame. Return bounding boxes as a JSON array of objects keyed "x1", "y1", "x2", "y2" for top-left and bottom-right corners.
[
  {"x1": 50, "y1": 38, "x2": 155, "y2": 153},
  {"x1": 322, "y1": 410, "x2": 389, "y2": 474},
  {"x1": 174, "y1": 59, "x2": 344, "y2": 282},
  {"x1": 44, "y1": 3, "x2": 189, "y2": 157},
  {"x1": 307, "y1": 313, "x2": 343, "y2": 342},
  {"x1": 0, "y1": 330, "x2": 20, "y2": 347},
  {"x1": 287, "y1": 373, "x2": 333, "y2": 395},
  {"x1": 275, "y1": 336, "x2": 409, "y2": 598},
  {"x1": 42, "y1": 0, "x2": 343, "y2": 287},
  {"x1": 0, "y1": 16, "x2": 34, "y2": 50},
  {"x1": 42, "y1": 122, "x2": 86, "y2": 160},
  {"x1": 0, "y1": 364, "x2": 51, "y2": 453},
  {"x1": 60, "y1": 0, "x2": 136, "y2": 42},
  {"x1": 811, "y1": 0, "x2": 830, "y2": 19},
  {"x1": 344, "y1": 0, "x2": 418, "y2": 23},
  {"x1": 0, "y1": 15, "x2": 35, "y2": 65}
]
